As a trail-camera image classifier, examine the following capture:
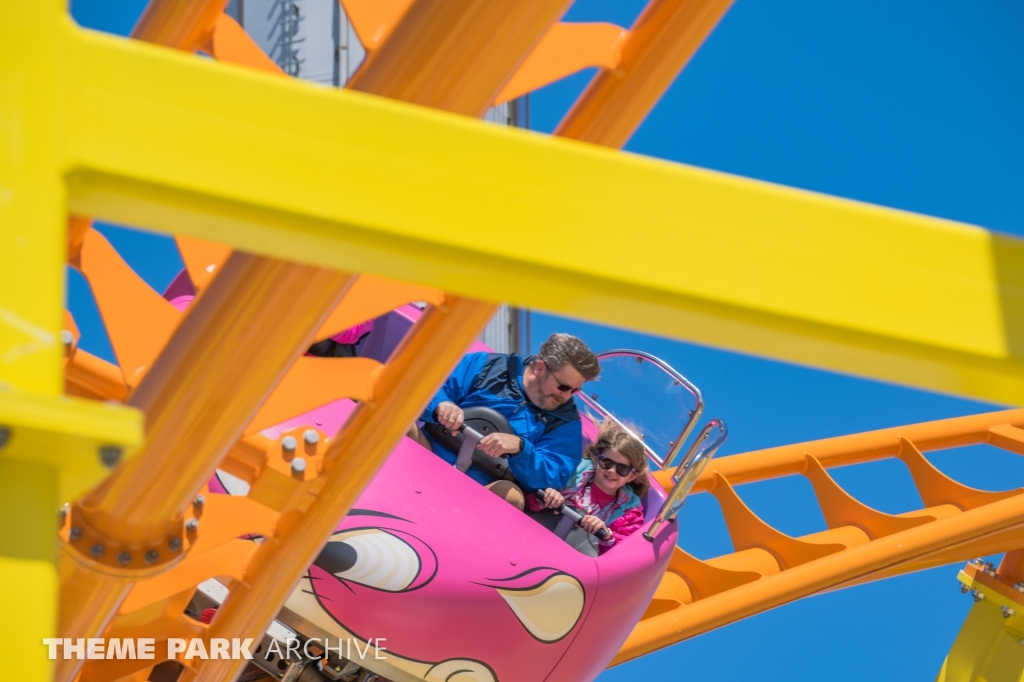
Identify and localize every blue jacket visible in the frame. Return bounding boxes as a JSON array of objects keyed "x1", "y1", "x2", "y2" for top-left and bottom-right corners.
[{"x1": 420, "y1": 352, "x2": 583, "y2": 491}]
